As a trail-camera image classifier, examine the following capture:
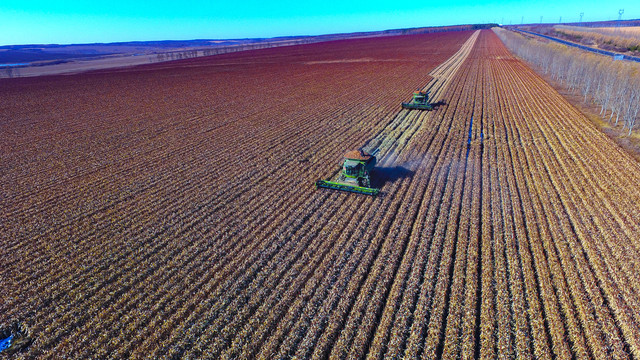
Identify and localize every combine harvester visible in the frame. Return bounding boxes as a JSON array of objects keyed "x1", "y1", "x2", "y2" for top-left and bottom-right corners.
[
  {"x1": 316, "y1": 148, "x2": 380, "y2": 196},
  {"x1": 401, "y1": 90, "x2": 433, "y2": 110}
]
